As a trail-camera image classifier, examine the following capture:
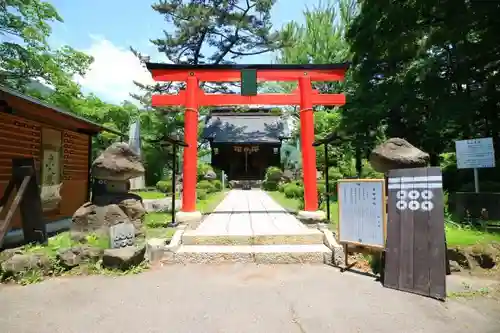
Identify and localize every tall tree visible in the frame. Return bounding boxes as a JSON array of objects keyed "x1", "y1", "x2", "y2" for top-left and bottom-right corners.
[
  {"x1": 0, "y1": 0, "x2": 92, "y2": 90},
  {"x1": 276, "y1": 0, "x2": 360, "y2": 168},
  {"x1": 346, "y1": 0, "x2": 500, "y2": 167},
  {"x1": 132, "y1": 0, "x2": 290, "y2": 97}
]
